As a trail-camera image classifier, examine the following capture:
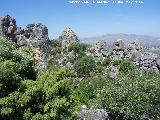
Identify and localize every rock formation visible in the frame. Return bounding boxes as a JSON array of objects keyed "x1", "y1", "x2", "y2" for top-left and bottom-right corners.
[
  {"x1": 24, "y1": 23, "x2": 51, "y2": 61},
  {"x1": 59, "y1": 27, "x2": 79, "y2": 49},
  {"x1": 139, "y1": 52, "x2": 159, "y2": 73},
  {"x1": 0, "y1": 14, "x2": 159, "y2": 73},
  {"x1": 128, "y1": 41, "x2": 142, "y2": 52},
  {"x1": 77, "y1": 105, "x2": 108, "y2": 120},
  {"x1": 93, "y1": 40, "x2": 108, "y2": 60},
  {"x1": 114, "y1": 39, "x2": 125, "y2": 51},
  {"x1": 0, "y1": 15, "x2": 51, "y2": 69},
  {"x1": 109, "y1": 65, "x2": 119, "y2": 78},
  {"x1": 0, "y1": 15, "x2": 18, "y2": 43}
]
